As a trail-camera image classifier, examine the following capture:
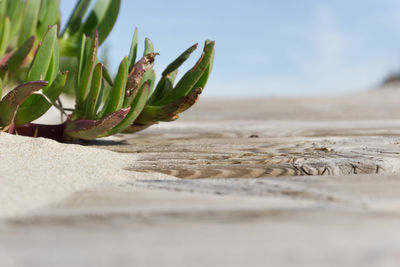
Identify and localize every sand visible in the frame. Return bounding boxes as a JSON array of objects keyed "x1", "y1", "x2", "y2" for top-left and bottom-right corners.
[{"x1": 0, "y1": 133, "x2": 173, "y2": 218}]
